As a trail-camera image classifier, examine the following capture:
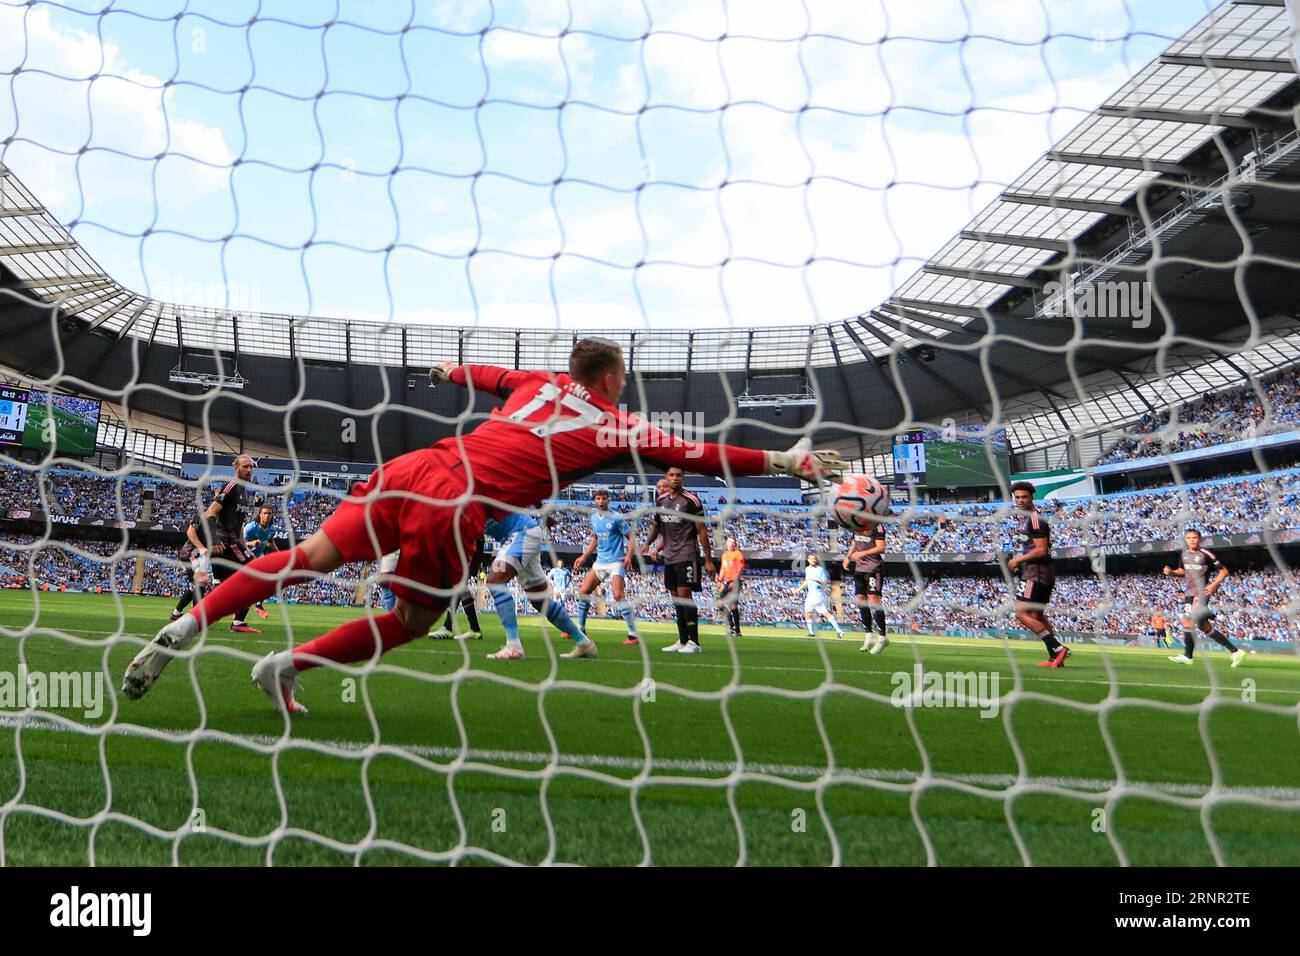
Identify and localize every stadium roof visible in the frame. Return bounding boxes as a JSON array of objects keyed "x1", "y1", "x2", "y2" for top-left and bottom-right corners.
[{"x1": 1, "y1": 0, "x2": 1299, "y2": 466}]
